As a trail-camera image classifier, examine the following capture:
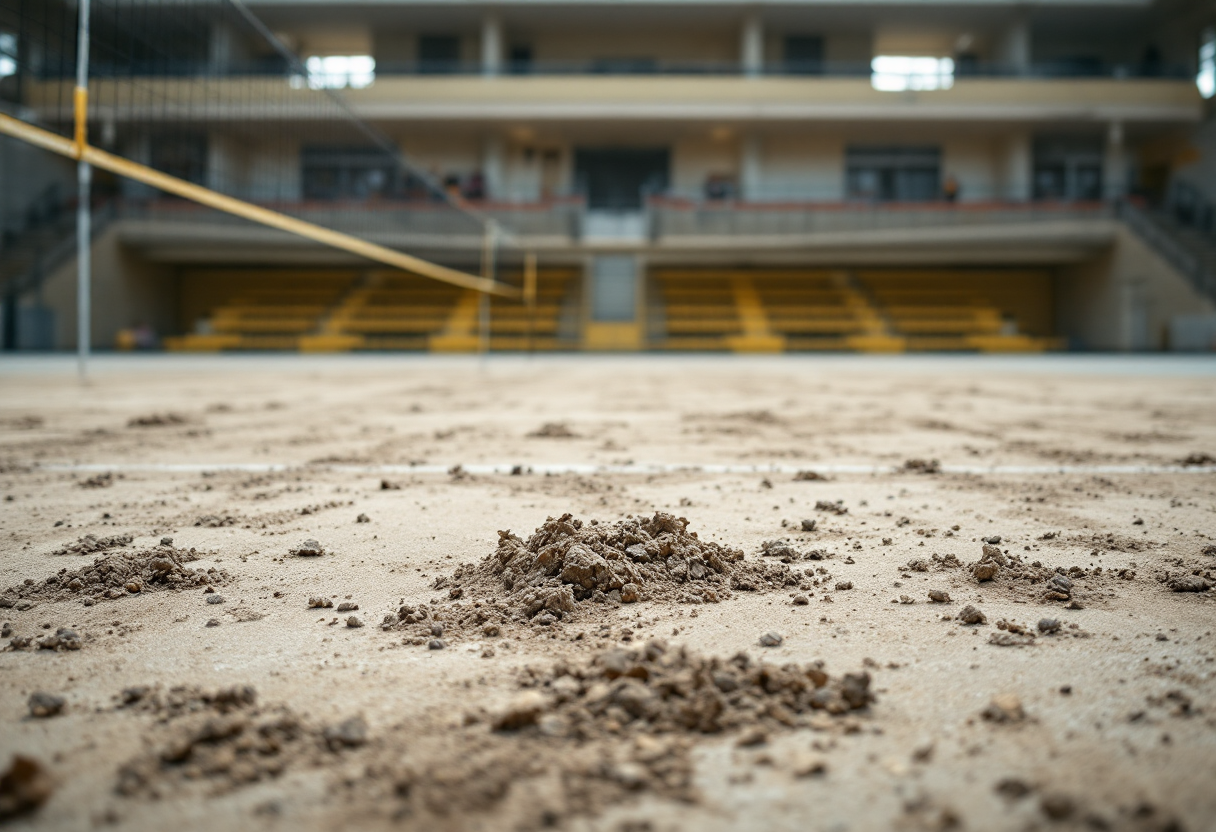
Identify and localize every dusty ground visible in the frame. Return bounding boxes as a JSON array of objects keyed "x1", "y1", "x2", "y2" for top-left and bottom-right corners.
[{"x1": 1, "y1": 354, "x2": 1214, "y2": 832}]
